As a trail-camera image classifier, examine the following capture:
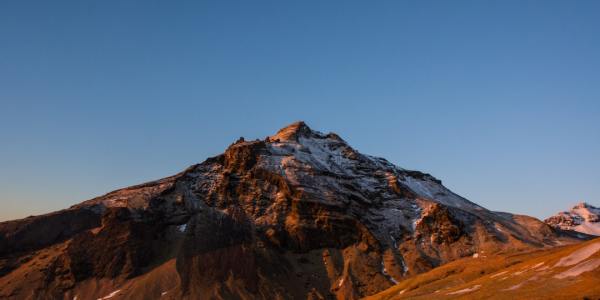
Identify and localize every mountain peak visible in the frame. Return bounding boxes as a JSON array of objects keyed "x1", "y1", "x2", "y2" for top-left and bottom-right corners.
[
  {"x1": 545, "y1": 202, "x2": 600, "y2": 236},
  {"x1": 269, "y1": 121, "x2": 315, "y2": 142},
  {"x1": 573, "y1": 202, "x2": 595, "y2": 210}
]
